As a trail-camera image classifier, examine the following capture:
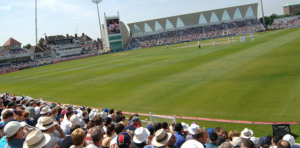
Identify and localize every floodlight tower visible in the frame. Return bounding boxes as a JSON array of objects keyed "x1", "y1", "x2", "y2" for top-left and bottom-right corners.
[
  {"x1": 260, "y1": 0, "x2": 266, "y2": 27},
  {"x1": 91, "y1": 0, "x2": 103, "y2": 55},
  {"x1": 35, "y1": 0, "x2": 38, "y2": 45}
]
